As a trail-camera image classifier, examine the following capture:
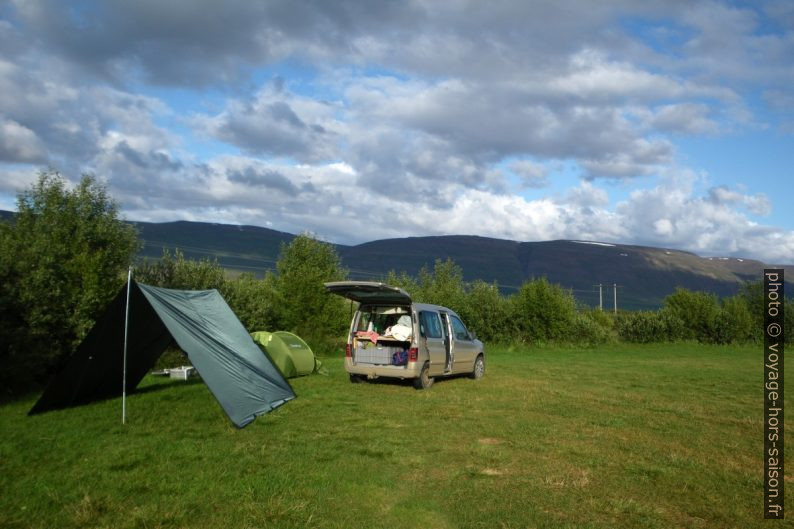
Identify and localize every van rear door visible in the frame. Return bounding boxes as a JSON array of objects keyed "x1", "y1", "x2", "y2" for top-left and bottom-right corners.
[{"x1": 324, "y1": 281, "x2": 412, "y2": 305}]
